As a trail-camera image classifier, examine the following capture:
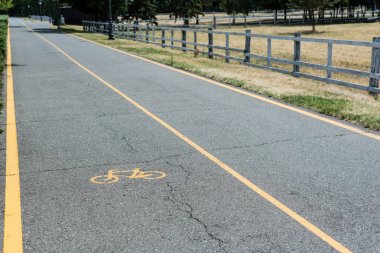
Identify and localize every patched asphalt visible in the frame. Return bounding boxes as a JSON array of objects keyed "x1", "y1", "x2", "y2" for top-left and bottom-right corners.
[{"x1": 1, "y1": 18, "x2": 380, "y2": 252}]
